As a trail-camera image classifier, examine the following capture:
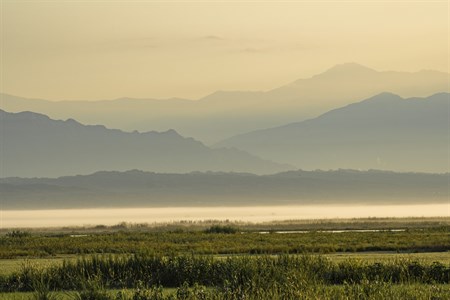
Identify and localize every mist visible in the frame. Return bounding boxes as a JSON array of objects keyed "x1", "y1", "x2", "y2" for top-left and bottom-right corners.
[{"x1": 2, "y1": 204, "x2": 448, "y2": 228}]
